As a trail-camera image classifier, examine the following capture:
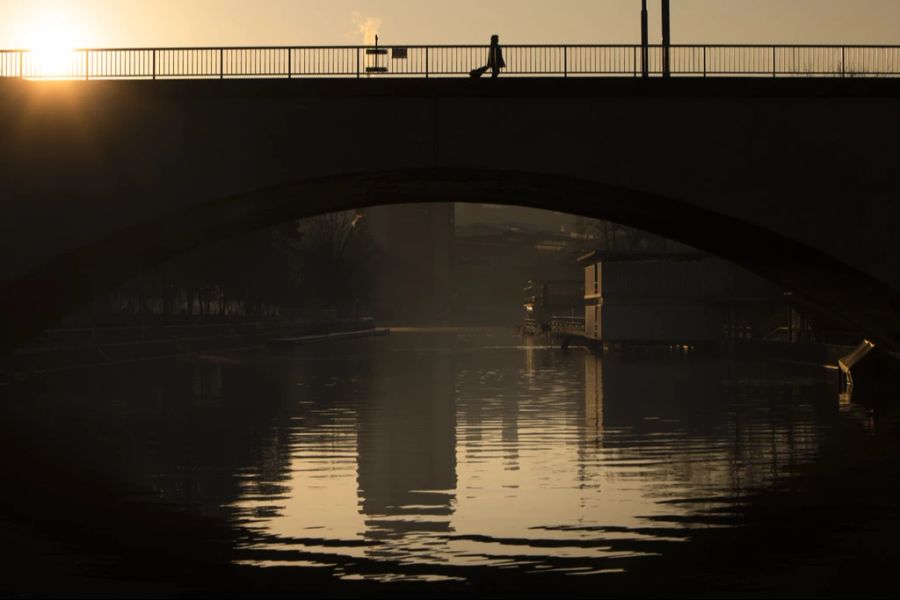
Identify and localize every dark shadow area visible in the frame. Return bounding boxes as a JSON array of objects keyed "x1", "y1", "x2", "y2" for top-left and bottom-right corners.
[{"x1": 2, "y1": 168, "x2": 900, "y2": 356}]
